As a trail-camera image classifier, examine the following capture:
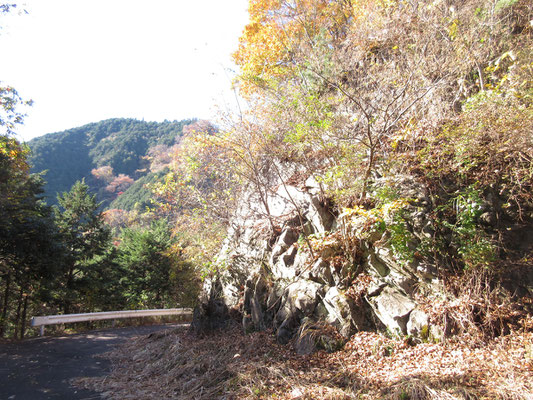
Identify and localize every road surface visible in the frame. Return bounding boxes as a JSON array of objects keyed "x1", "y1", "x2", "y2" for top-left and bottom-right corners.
[{"x1": 0, "y1": 324, "x2": 184, "y2": 399}]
